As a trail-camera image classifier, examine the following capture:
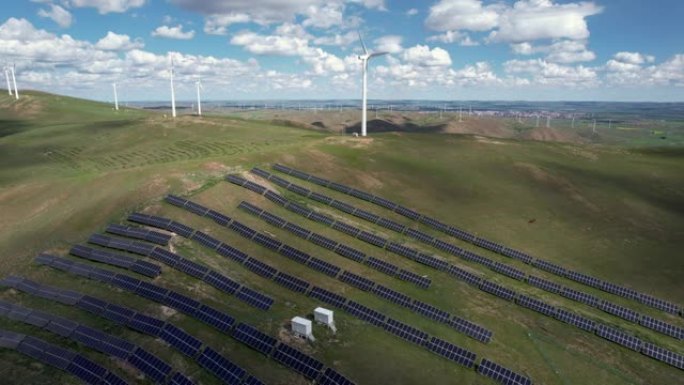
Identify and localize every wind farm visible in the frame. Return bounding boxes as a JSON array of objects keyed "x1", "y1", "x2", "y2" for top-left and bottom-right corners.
[{"x1": 0, "y1": 2, "x2": 683, "y2": 385}]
